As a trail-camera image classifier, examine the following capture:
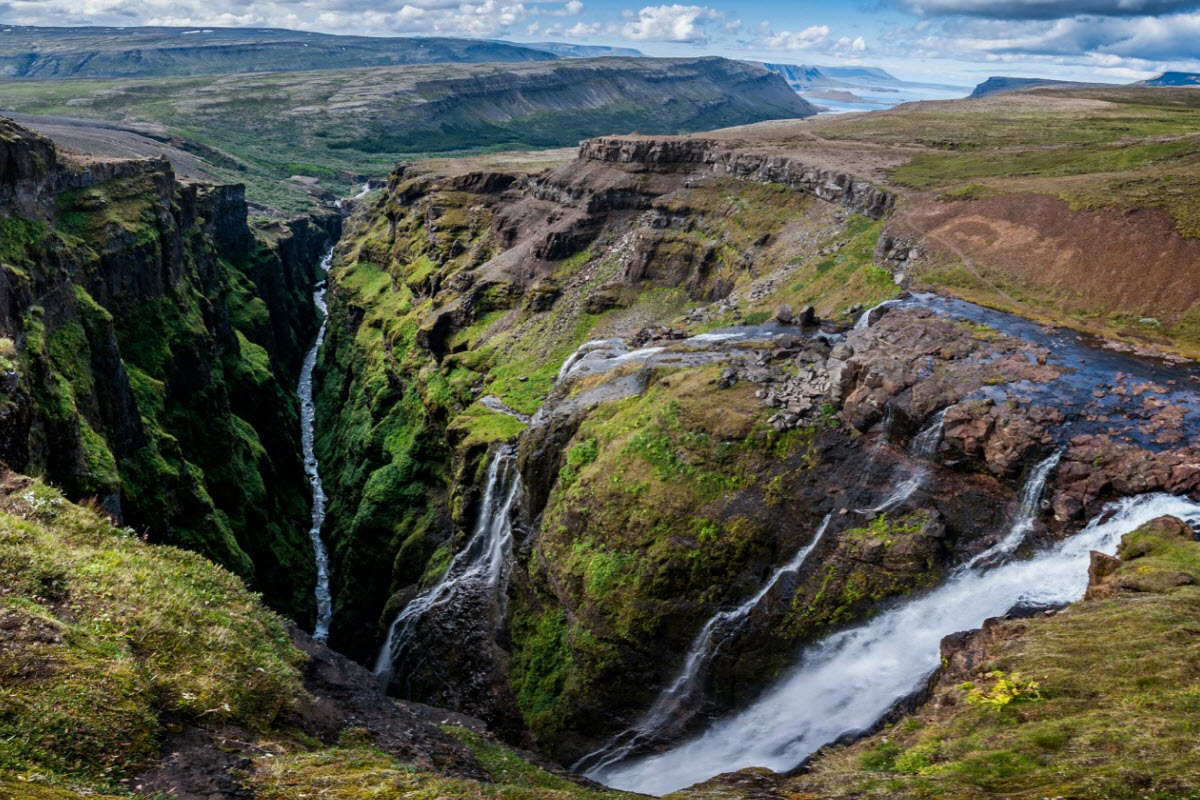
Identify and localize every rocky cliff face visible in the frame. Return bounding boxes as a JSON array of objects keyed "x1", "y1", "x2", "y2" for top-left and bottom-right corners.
[
  {"x1": 301, "y1": 133, "x2": 1004, "y2": 748},
  {"x1": 315, "y1": 124, "x2": 1200, "y2": 776},
  {"x1": 0, "y1": 115, "x2": 338, "y2": 621},
  {"x1": 576, "y1": 137, "x2": 894, "y2": 219}
]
